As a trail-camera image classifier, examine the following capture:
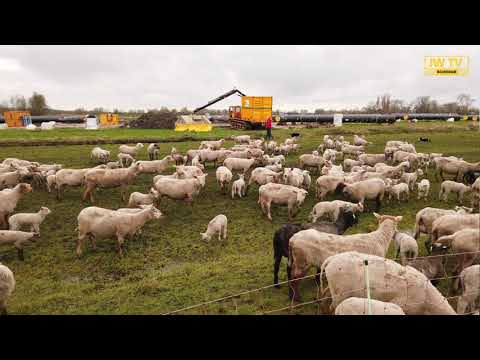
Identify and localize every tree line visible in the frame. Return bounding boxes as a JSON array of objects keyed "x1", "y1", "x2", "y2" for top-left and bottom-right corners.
[{"x1": 1, "y1": 92, "x2": 477, "y2": 116}]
